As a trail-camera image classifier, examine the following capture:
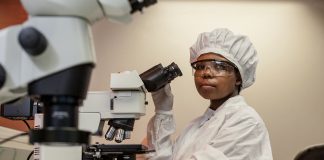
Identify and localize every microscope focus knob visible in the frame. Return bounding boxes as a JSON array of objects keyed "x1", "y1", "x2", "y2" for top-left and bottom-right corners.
[
  {"x1": 0, "y1": 64, "x2": 6, "y2": 89},
  {"x1": 18, "y1": 27, "x2": 48, "y2": 56}
]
